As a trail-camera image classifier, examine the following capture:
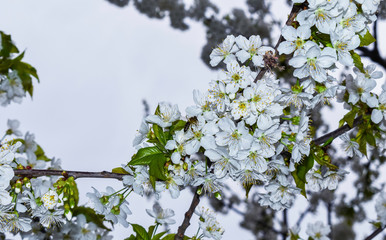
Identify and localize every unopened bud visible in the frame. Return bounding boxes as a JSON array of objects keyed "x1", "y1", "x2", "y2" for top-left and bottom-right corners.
[
  {"x1": 214, "y1": 192, "x2": 222, "y2": 200},
  {"x1": 65, "y1": 210, "x2": 72, "y2": 220}
]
